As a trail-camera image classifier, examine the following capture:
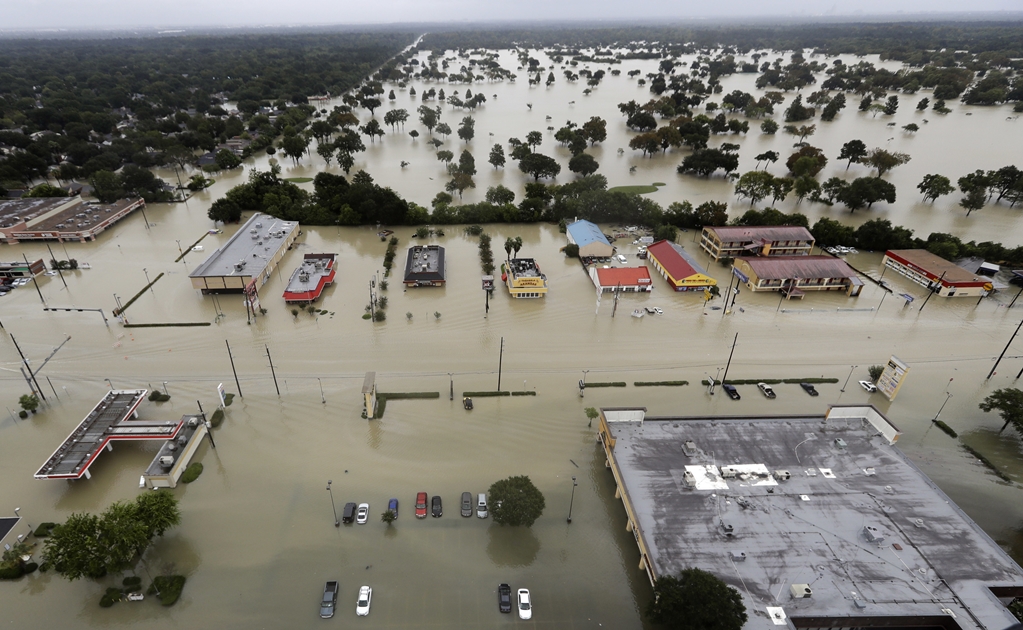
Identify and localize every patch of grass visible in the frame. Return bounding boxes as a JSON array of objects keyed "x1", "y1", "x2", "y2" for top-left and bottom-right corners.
[
  {"x1": 962, "y1": 444, "x2": 1012, "y2": 482},
  {"x1": 209, "y1": 408, "x2": 225, "y2": 428},
  {"x1": 462, "y1": 391, "x2": 510, "y2": 397},
  {"x1": 362, "y1": 313, "x2": 372, "y2": 319},
  {"x1": 180, "y1": 462, "x2": 203, "y2": 484},
  {"x1": 635, "y1": 381, "x2": 688, "y2": 387},
  {"x1": 33, "y1": 523, "x2": 57, "y2": 537},
  {"x1": 607, "y1": 185, "x2": 658, "y2": 195},
  {"x1": 933, "y1": 420, "x2": 958, "y2": 438},
  {"x1": 149, "y1": 575, "x2": 187, "y2": 606},
  {"x1": 585, "y1": 382, "x2": 627, "y2": 388},
  {"x1": 511, "y1": 391, "x2": 536, "y2": 396},
  {"x1": 284, "y1": 177, "x2": 313, "y2": 183},
  {"x1": 652, "y1": 182, "x2": 666, "y2": 186},
  {"x1": 125, "y1": 322, "x2": 210, "y2": 328}
]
